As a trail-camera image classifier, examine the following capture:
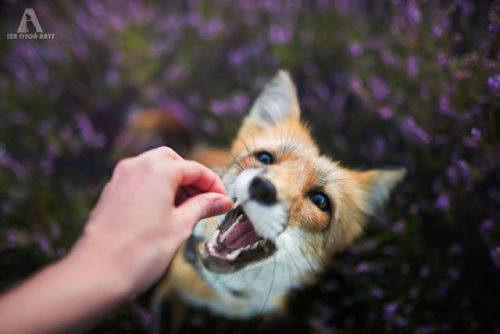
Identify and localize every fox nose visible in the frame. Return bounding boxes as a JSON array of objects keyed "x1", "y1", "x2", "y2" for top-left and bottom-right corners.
[{"x1": 249, "y1": 177, "x2": 277, "y2": 205}]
